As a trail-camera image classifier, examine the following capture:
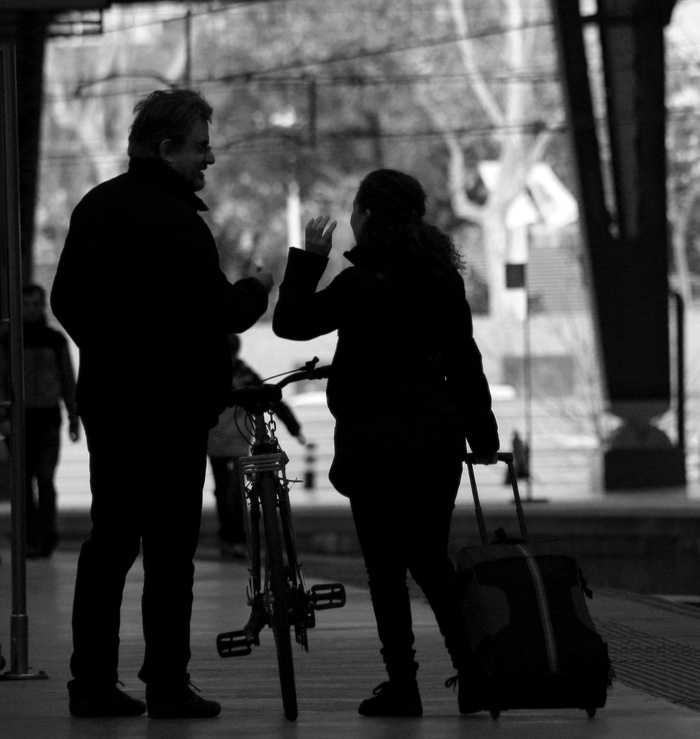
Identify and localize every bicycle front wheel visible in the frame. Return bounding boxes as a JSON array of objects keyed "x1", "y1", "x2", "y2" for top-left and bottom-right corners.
[{"x1": 260, "y1": 475, "x2": 298, "y2": 721}]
